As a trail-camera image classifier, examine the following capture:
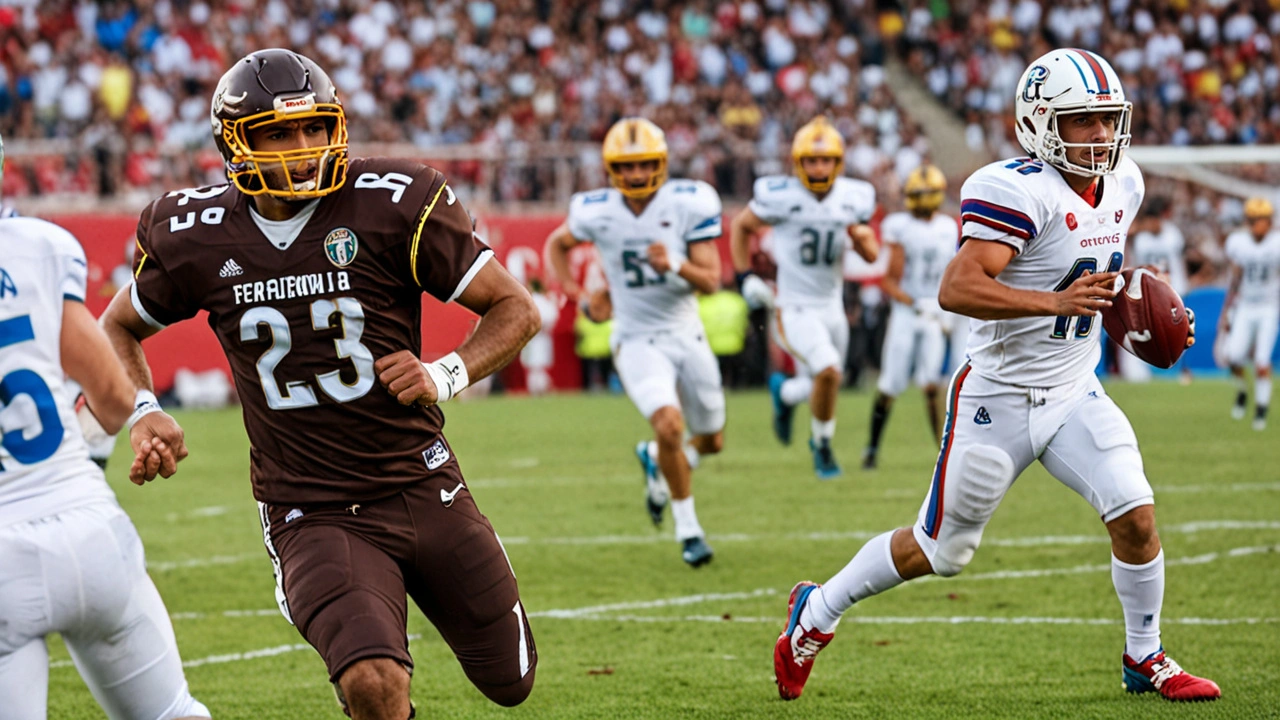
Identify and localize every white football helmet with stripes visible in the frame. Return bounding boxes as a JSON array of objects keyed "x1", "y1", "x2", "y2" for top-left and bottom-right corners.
[{"x1": 1013, "y1": 48, "x2": 1132, "y2": 177}]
